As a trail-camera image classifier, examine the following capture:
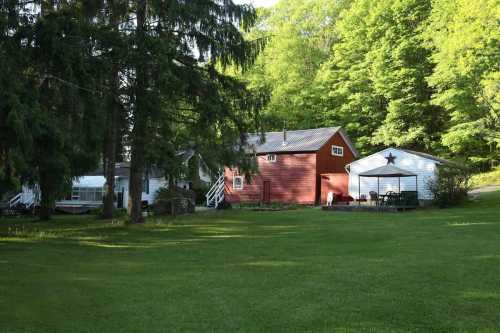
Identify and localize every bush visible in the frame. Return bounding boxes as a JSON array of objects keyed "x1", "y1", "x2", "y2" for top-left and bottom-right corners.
[
  {"x1": 216, "y1": 200, "x2": 232, "y2": 210},
  {"x1": 113, "y1": 208, "x2": 128, "y2": 218},
  {"x1": 153, "y1": 187, "x2": 195, "y2": 215},
  {"x1": 191, "y1": 185, "x2": 210, "y2": 205},
  {"x1": 91, "y1": 207, "x2": 128, "y2": 219},
  {"x1": 89, "y1": 207, "x2": 102, "y2": 216},
  {"x1": 427, "y1": 166, "x2": 470, "y2": 207}
]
